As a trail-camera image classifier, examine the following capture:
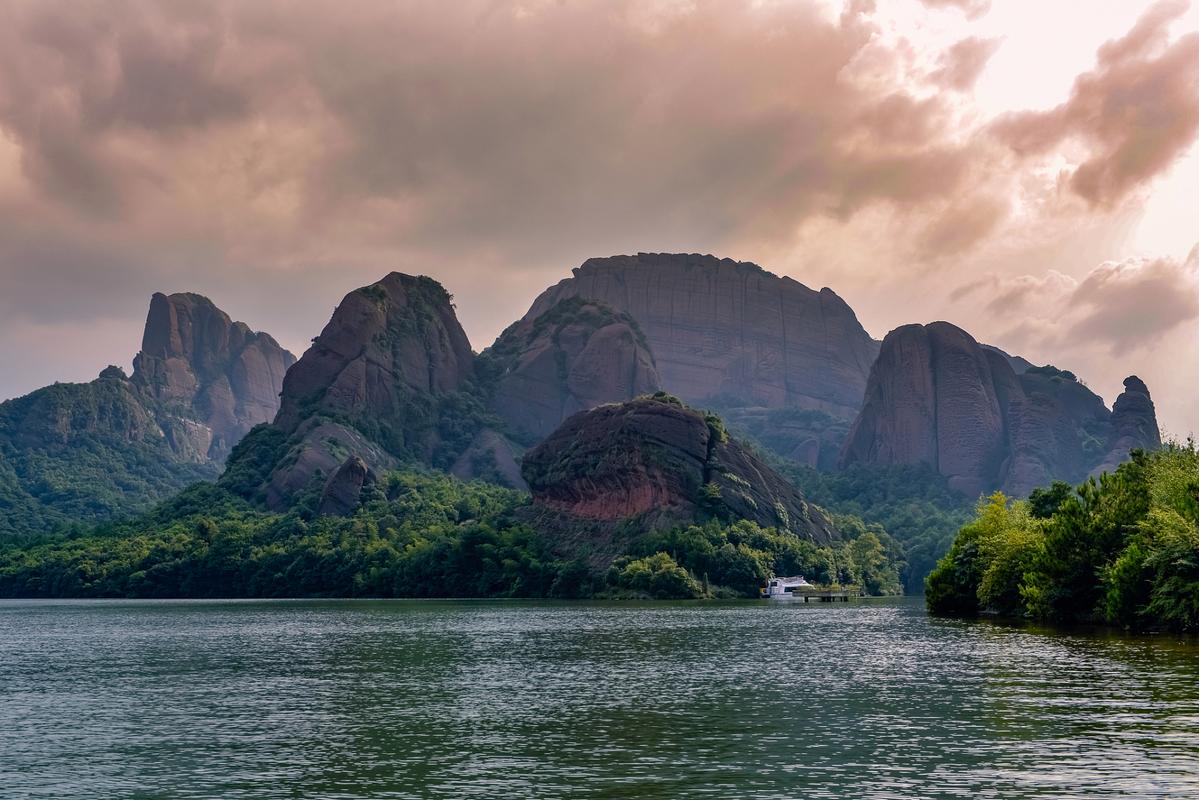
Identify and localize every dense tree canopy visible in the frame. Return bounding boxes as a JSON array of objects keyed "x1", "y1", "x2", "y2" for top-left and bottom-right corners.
[
  {"x1": 0, "y1": 470, "x2": 905, "y2": 601},
  {"x1": 926, "y1": 444, "x2": 1199, "y2": 631}
]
